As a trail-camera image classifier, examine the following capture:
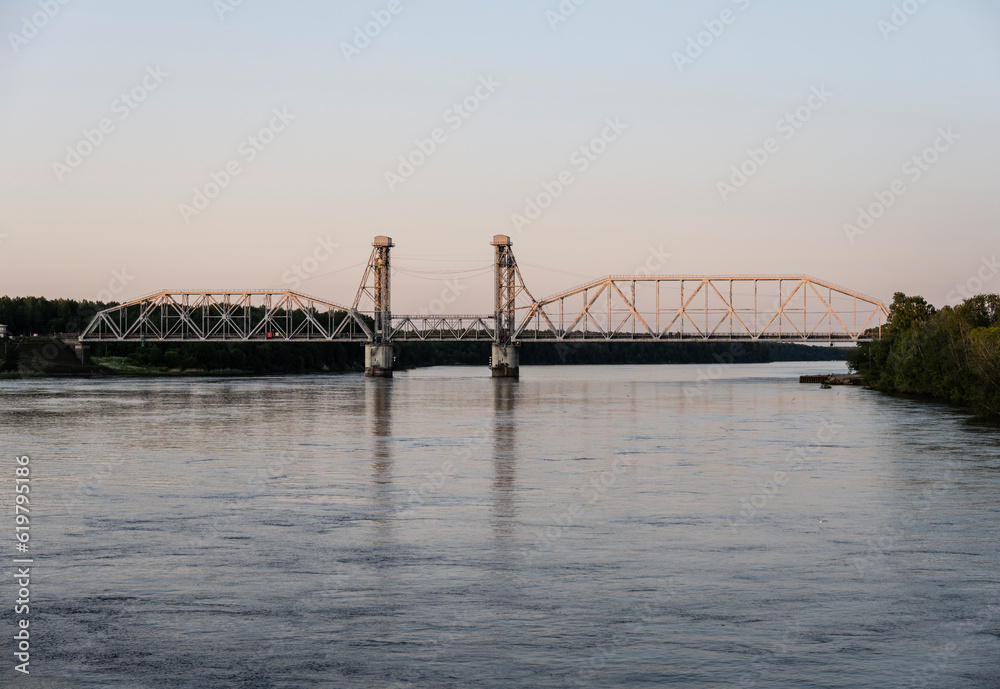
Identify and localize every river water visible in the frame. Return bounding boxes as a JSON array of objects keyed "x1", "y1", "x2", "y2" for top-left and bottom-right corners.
[{"x1": 1, "y1": 362, "x2": 998, "y2": 688}]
